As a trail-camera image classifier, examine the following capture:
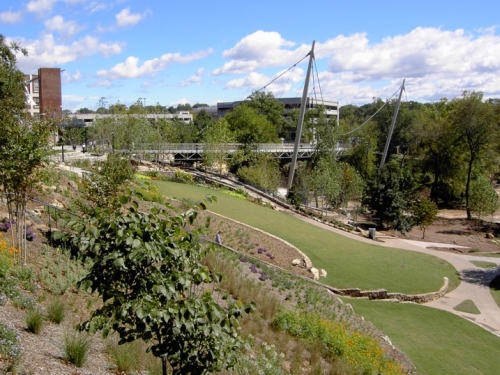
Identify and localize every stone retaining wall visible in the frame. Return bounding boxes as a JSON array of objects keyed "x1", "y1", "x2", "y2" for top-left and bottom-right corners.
[{"x1": 327, "y1": 277, "x2": 449, "y2": 304}]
